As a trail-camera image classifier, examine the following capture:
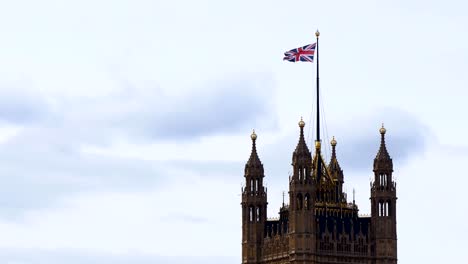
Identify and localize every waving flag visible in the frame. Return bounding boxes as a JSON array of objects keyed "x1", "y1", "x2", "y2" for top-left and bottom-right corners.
[{"x1": 283, "y1": 43, "x2": 316, "y2": 62}]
